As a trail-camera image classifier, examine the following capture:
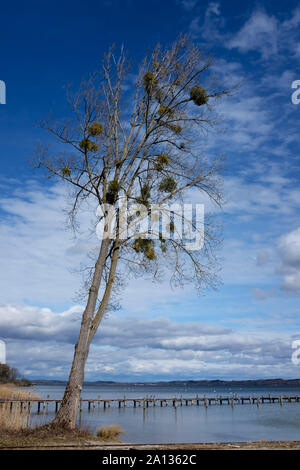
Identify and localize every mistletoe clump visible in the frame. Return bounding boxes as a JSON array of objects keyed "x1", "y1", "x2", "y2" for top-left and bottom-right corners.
[
  {"x1": 158, "y1": 232, "x2": 167, "y2": 252},
  {"x1": 159, "y1": 177, "x2": 177, "y2": 193},
  {"x1": 158, "y1": 105, "x2": 173, "y2": 116},
  {"x1": 136, "y1": 184, "x2": 151, "y2": 207},
  {"x1": 79, "y1": 138, "x2": 99, "y2": 152},
  {"x1": 190, "y1": 86, "x2": 208, "y2": 106},
  {"x1": 155, "y1": 153, "x2": 169, "y2": 170},
  {"x1": 106, "y1": 180, "x2": 120, "y2": 204},
  {"x1": 160, "y1": 243, "x2": 167, "y2": 253},
  {"x1": 169, "y1": 124, "x2": 182, "y2": 134},
  {"x1": 143, "y1": 72, "x2": 158, "y2": 94},
  {"x1": 133, "y1": 237, "x2": 155, "y2": 260},
  {"x1": 141, "y1": 184, "x2": 151, "y2": 200},
  {"x1": 88, "y1": 122, "x2": 103, "y2": 136},
  {"x1": 61, "y1": 167, "x2": 71, "y2": 177}
]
